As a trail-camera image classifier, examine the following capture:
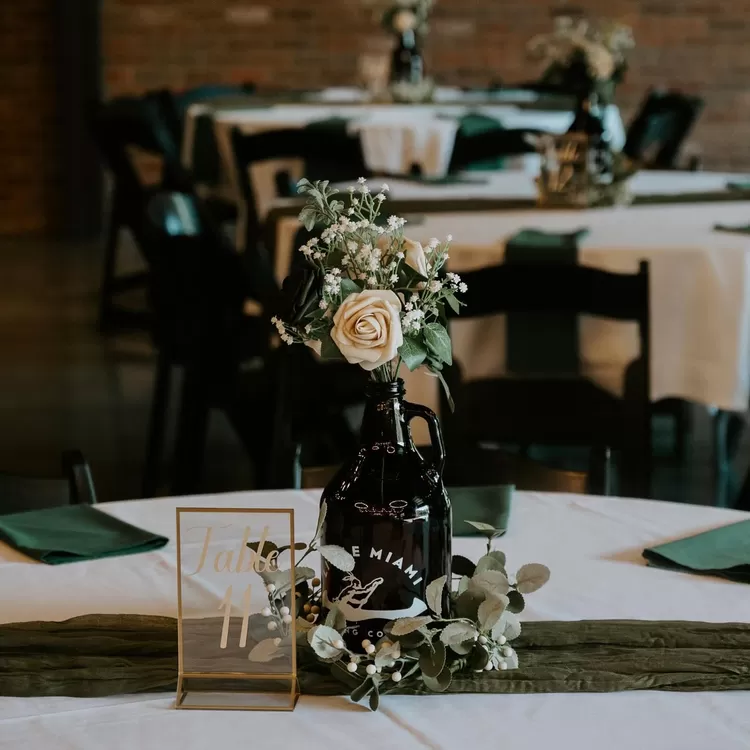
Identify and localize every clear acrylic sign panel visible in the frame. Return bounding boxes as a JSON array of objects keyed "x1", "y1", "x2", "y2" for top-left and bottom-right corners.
[{"x1": 176, "y1": 508, "x2": 298, "y2": 710}]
